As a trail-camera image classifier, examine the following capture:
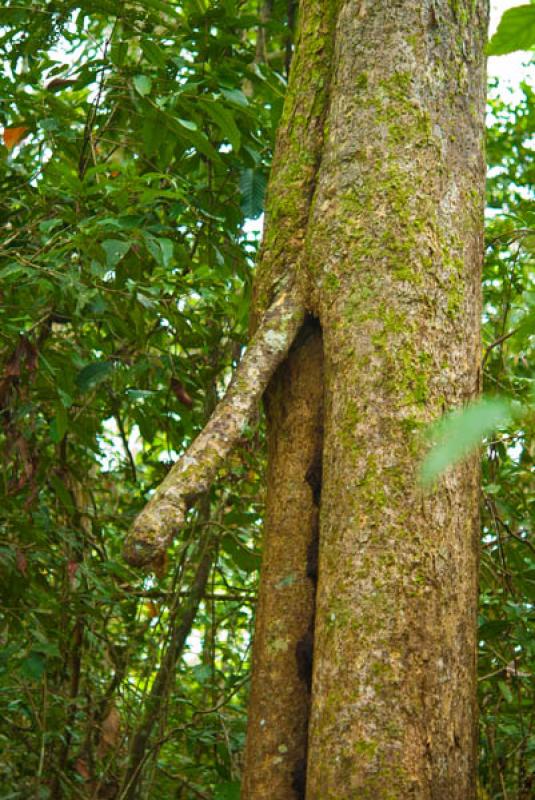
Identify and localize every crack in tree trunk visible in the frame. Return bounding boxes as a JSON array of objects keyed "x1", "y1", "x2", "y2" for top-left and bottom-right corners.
[{"x1": 292, "y1": 408, "x2": 323, "y2": 799}]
